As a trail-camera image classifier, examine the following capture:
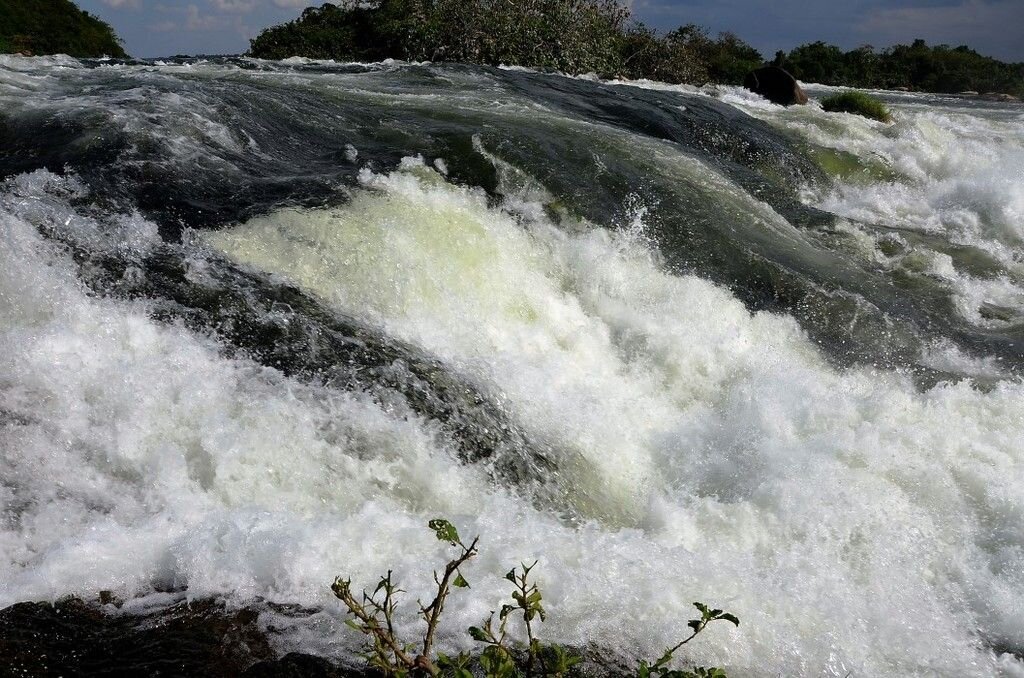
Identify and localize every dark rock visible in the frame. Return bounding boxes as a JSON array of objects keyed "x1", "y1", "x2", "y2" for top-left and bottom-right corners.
[
  {"x1": 743, "y1": 66, "x2": 809, "y2": 106},
  {"x1": 243, "y1": 652, "x2": 371, "y2": 677},
  {"x1": 0, "y1": 597, "x2": 335, "y2": 677}
]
